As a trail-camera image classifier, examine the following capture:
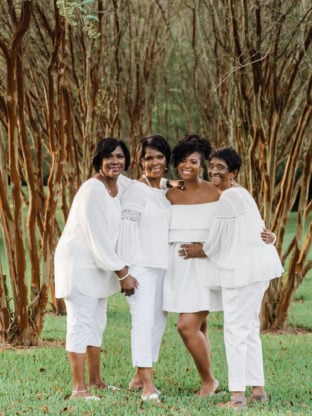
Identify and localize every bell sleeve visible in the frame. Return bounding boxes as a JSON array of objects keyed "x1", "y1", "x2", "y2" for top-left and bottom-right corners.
[
  {"x1": 203, "y1": 194, "x2": 239, "y2": 269},
  {"x1": 78, "y1": 183, "x2": 125, "y2": 272},
  {"x1": 117, "y1": 183, "x2": 146, "y2": 265}
]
